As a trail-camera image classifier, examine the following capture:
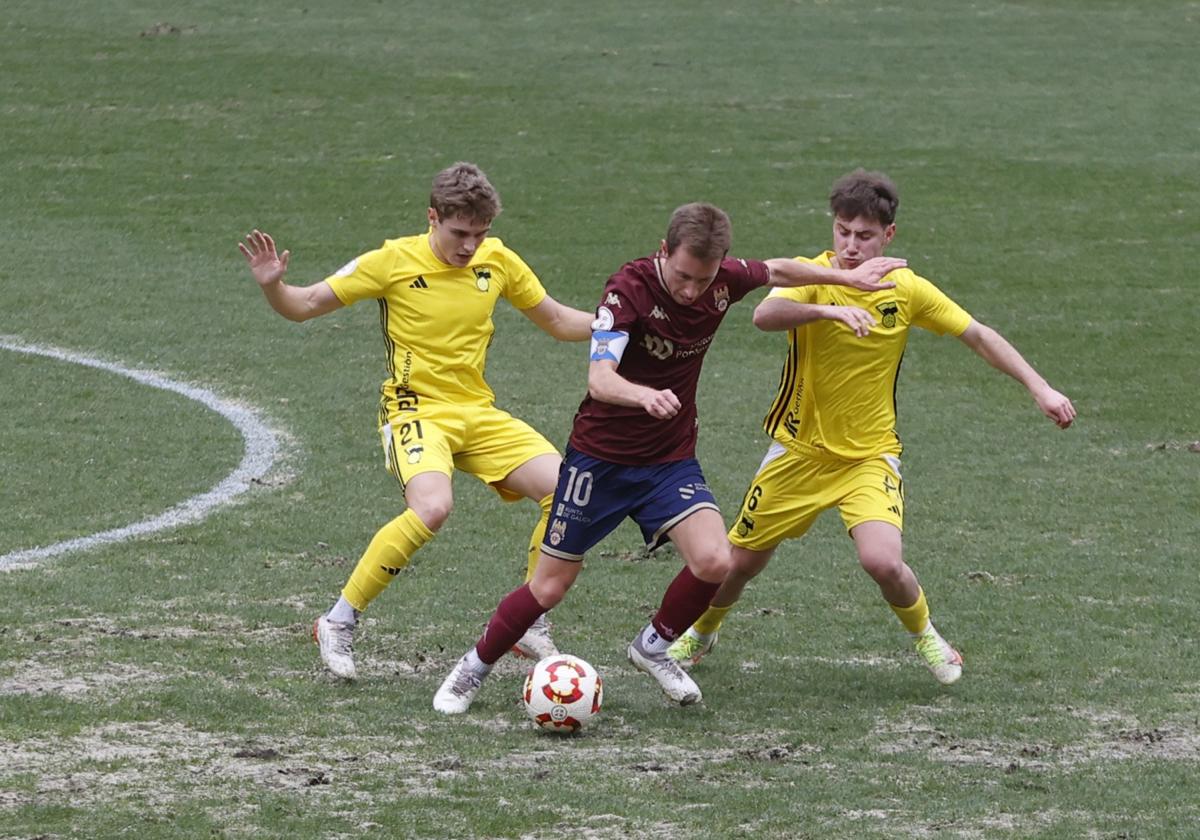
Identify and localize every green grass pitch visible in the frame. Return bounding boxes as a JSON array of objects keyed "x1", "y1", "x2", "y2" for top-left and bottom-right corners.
[{"x1": 2, "y1": 1, "x2": 1198, "y2": 837}]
